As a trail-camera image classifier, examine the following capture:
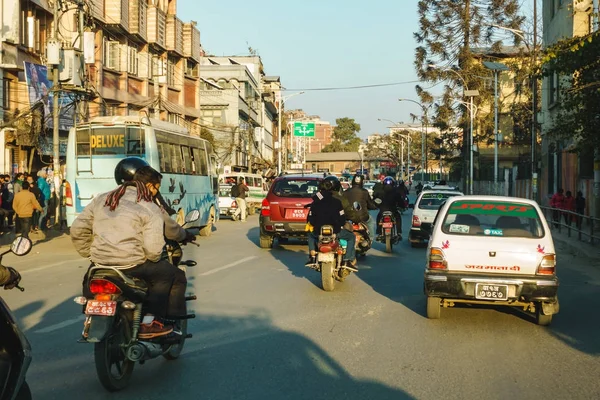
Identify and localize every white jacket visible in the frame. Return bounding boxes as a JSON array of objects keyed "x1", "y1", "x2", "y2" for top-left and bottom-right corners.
[{"x1": 71, "y1": 187, "x2": 165, "y2": 267}]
